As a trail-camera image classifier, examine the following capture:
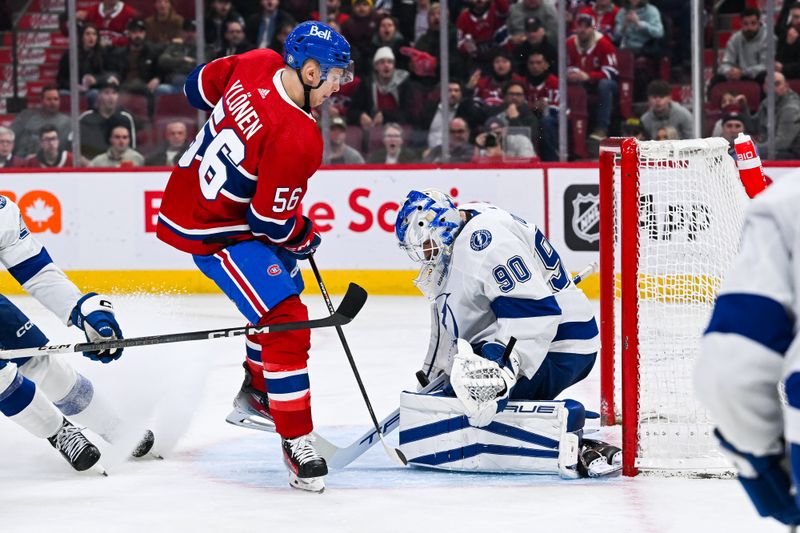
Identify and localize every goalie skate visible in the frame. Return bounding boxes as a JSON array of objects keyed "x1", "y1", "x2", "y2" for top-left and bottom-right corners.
[
  {"x1": 48, "y1": 418, "x2": 103, "y2": 473},
  {"x1": 578, "y1": 439, "x2": 622, "y2": 478},
  {"x1": 283, "y1": 435, "x2": 328, "y2": 493}
]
